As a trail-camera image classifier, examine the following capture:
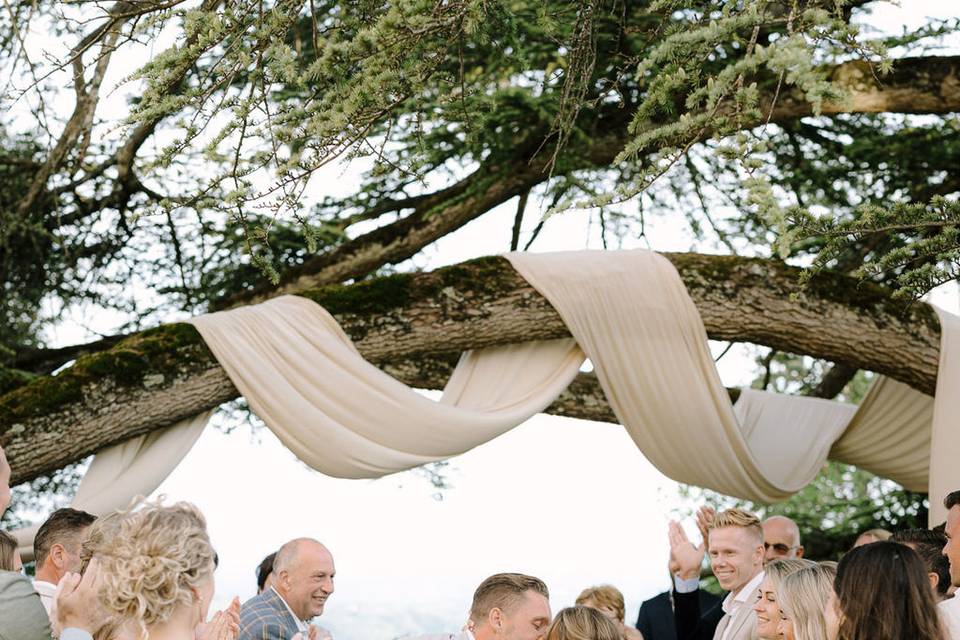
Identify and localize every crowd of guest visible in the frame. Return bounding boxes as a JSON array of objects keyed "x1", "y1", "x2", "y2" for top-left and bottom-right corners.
[{"x1": 3, "y1": 440, "x2": 960, "y2": 640}]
